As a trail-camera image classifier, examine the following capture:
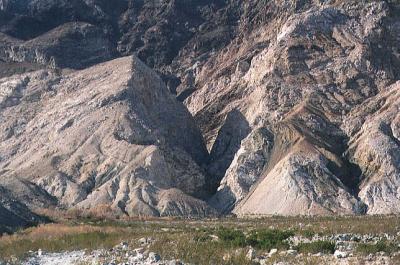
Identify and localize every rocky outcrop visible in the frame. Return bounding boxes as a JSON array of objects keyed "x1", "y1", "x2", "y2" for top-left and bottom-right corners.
[
  {"x1": 0, "y1": 186, "x2": 45, "y2": 234},
  {"x1": 235, "y1": 151, "x2": 364, "y2": 216},
  {"x1": 200, "y1": 0, "x2": 400, "y2": 216},
  {"x1": 343, "y1": 81, "x2": 400, "y2": 214},
  {"x1": 210, "y1": 127, "x2": 273, "y2": 213},
  {"x1": 0, "y1": 22, "x2": 115, "y2": 69},
  {"x1": 0, "y1": 0, "x2": 128, "y2": 40},
  {"x1": 206, "y1": 109, "x2": 251, "y2": 191},
  {"x1": 0, "y1": 55, "x2": 213, "y2": 217},
  {"x1": 0, "y1": 0, "x2": 399, "y2": 218}
]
